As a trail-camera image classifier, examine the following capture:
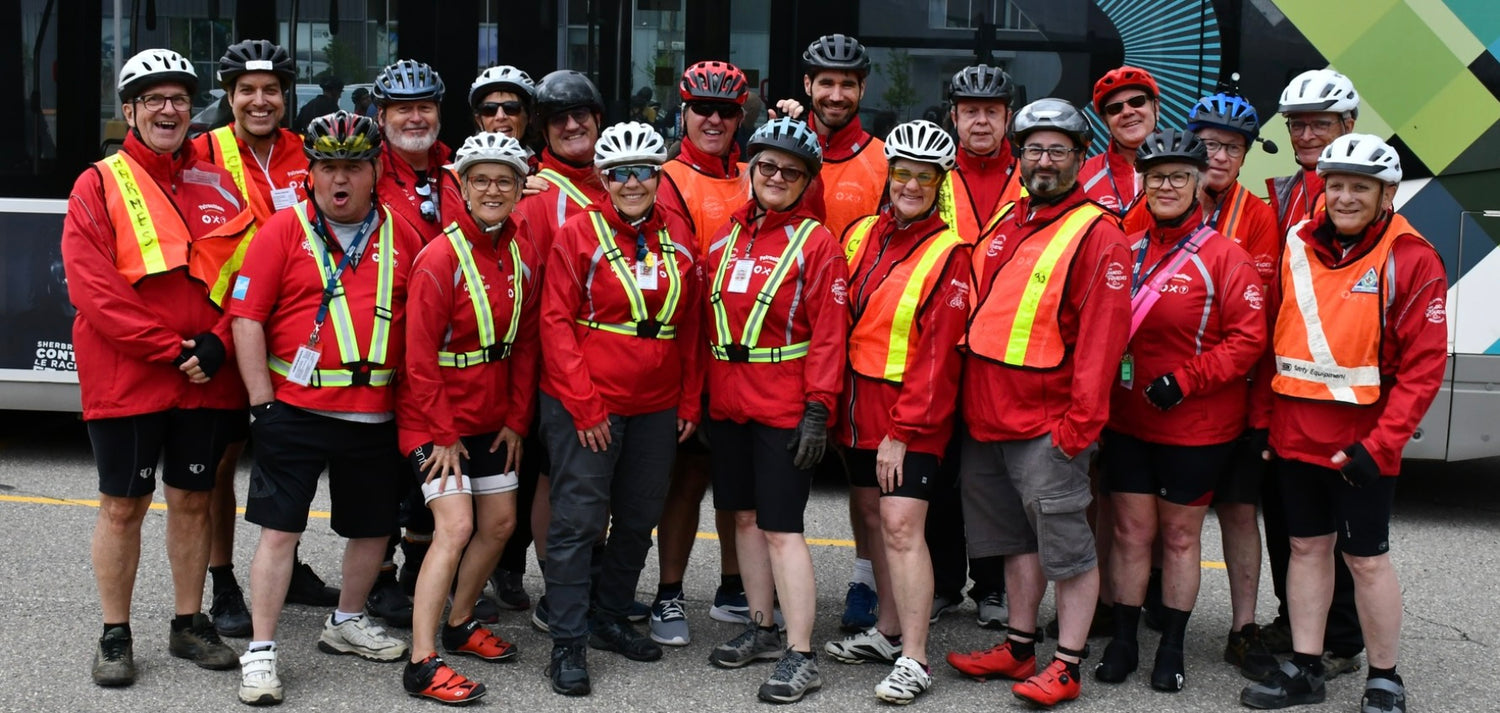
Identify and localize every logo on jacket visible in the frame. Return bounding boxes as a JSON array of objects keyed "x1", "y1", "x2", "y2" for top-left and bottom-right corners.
[
  {"x1": 831, "y1": 278, "x2": 848, "y2": 305},
  {"x1": 1243, "y1": 284, "x2": 1264, "y2": 310},
  {"x1": 232, "y1": 275, "x2": 251, "y2": 301},
  {"x1": 945, "y1": 279, "x2": 970, "y2": 309},
  {"x1": 1426, "y1": 297, "x2": 1446, "y2": 324},
  {"x1": 986, "y1": 232, "x2": 1008, "y2": 258},
  {"x1": 1351, "y1": 267, "x2": 1380, "y2": 295},
  {"x1": 1104, "y1": 261, "x2": 1127, "y2": 291}
]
